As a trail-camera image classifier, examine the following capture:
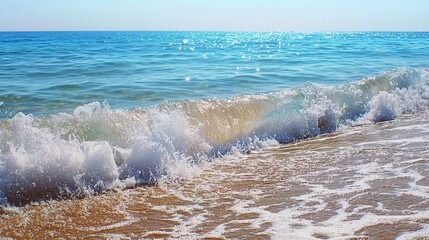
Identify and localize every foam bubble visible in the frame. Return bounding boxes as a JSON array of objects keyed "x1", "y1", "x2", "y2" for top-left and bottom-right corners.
[
  {"x1": 0, "y1": 113, "x2": 85, "y2": 205},
  {"x1": 367, "y1": 91, "x2": 400, "y2": 122},
  {"x1": 78, "y1": 141, "x2": 119, "y2": 191}
]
